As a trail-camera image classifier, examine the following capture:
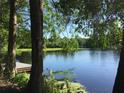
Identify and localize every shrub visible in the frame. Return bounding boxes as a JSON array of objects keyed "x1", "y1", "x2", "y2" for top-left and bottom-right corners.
[{"x1": 12, "y1": 73, "x2": 30, "y2": 87}]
